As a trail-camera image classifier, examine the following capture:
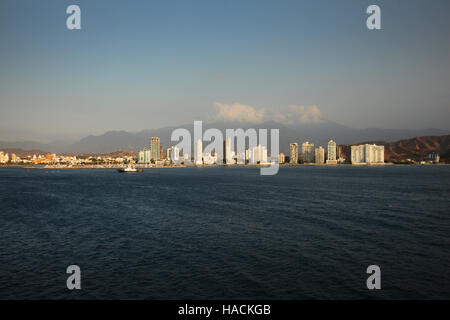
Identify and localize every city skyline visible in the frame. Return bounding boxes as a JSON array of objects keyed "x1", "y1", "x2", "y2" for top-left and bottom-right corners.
[
  {"x1": 1, "y1": 0, "x2": 450, "y2": 142},
  {"x1": 0, "y1": 130, "x2": 394, "y2": 166},
  {"x1": 1, "y1": 122, "x2": 448, "y2": 165},
  {"x1": 0, "y1": 136, "x2": 418, "y2": 166}
]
